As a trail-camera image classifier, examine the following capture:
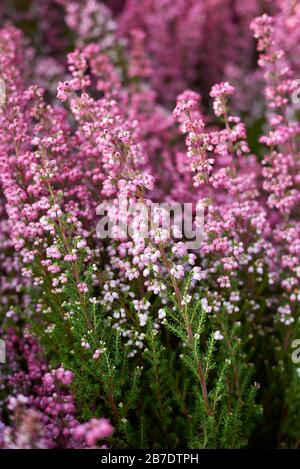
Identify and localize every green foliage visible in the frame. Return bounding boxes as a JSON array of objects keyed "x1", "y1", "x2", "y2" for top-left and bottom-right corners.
[
  {"x1": 18, "y1": 216, "x2": 299, "y2": 449},
  {"x1": 28, "y1": 249, "x2": 262, "y2": 448}
]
